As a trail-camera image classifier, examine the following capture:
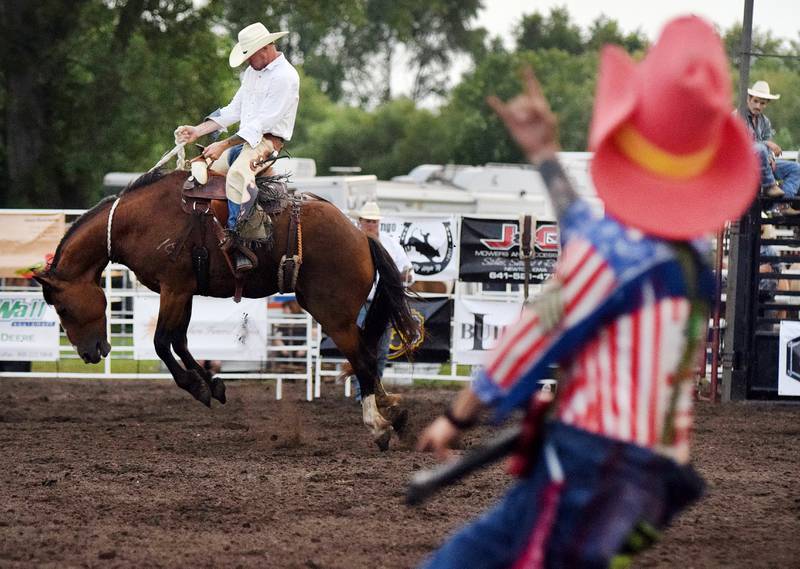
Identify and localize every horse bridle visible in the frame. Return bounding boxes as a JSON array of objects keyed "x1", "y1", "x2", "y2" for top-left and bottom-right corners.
[{"x1": 107, "y1": 196, "x2": 122, "y2": 261}]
